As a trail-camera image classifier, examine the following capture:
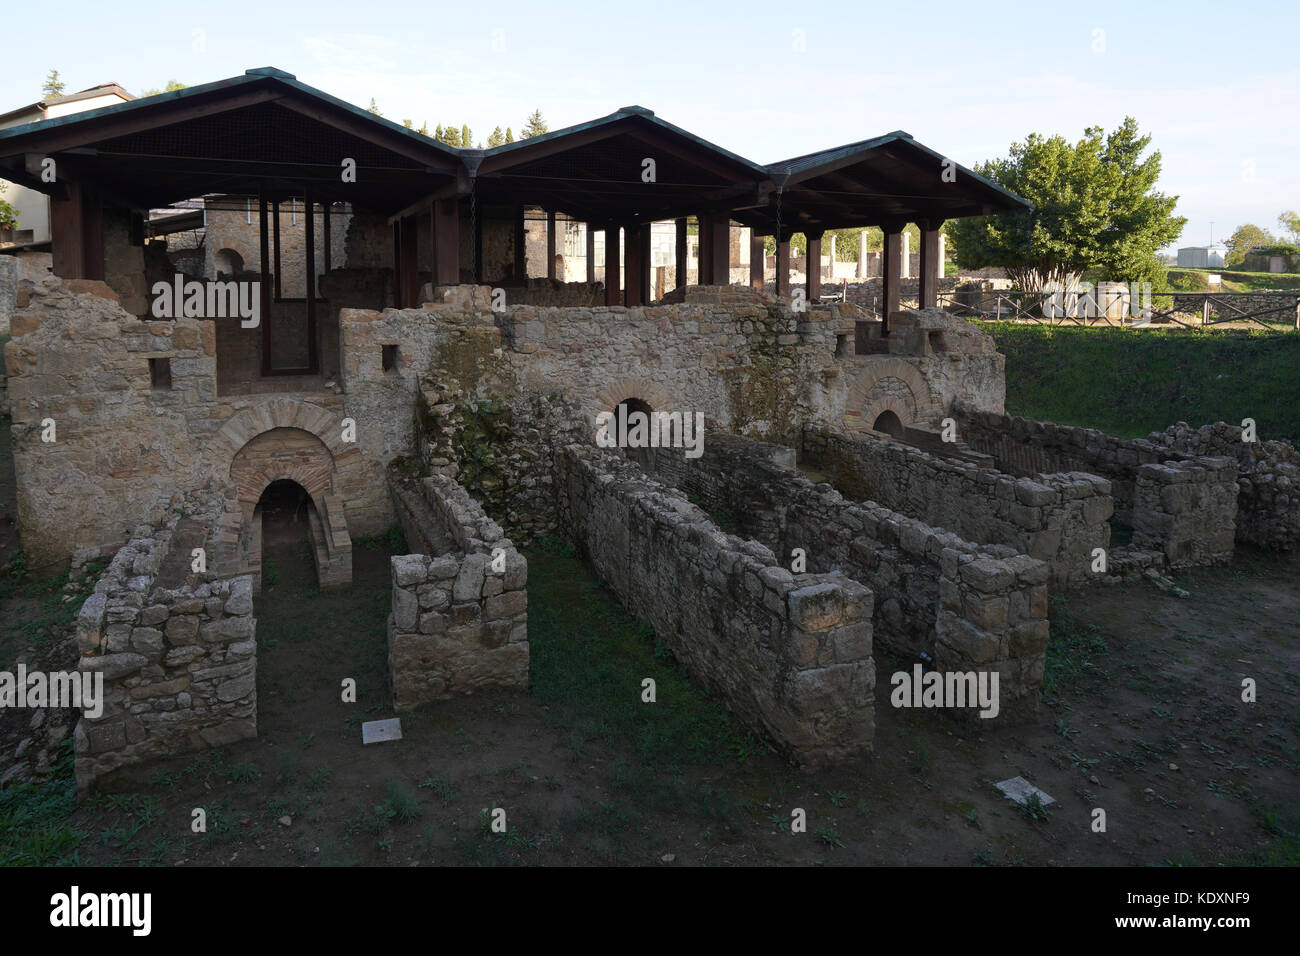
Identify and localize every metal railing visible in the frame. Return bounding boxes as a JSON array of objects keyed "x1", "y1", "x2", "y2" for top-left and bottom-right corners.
[{"x1": 936, "y1": 289, "x2": 1300, "y2": 332}]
